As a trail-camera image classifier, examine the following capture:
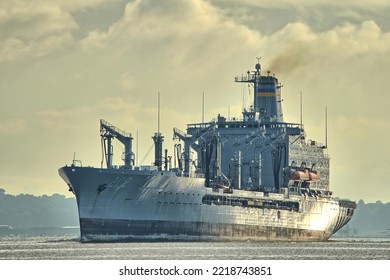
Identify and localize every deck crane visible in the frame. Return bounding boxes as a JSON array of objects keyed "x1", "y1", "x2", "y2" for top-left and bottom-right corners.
[{"x1": 100, "y1": 119, "x2": 134, "y2": 169}]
